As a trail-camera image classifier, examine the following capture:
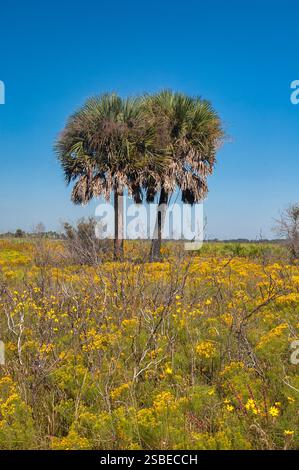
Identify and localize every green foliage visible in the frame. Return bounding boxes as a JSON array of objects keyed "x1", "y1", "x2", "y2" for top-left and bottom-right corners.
[{"x1": 0, "y1": 377, "x2": 35, "y2": 449}]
